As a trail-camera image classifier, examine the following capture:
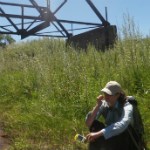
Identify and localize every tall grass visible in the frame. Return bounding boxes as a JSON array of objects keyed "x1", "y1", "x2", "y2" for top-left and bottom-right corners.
[{"x1": 0, "y1": 18, "x2": 149, "y2": 149}]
